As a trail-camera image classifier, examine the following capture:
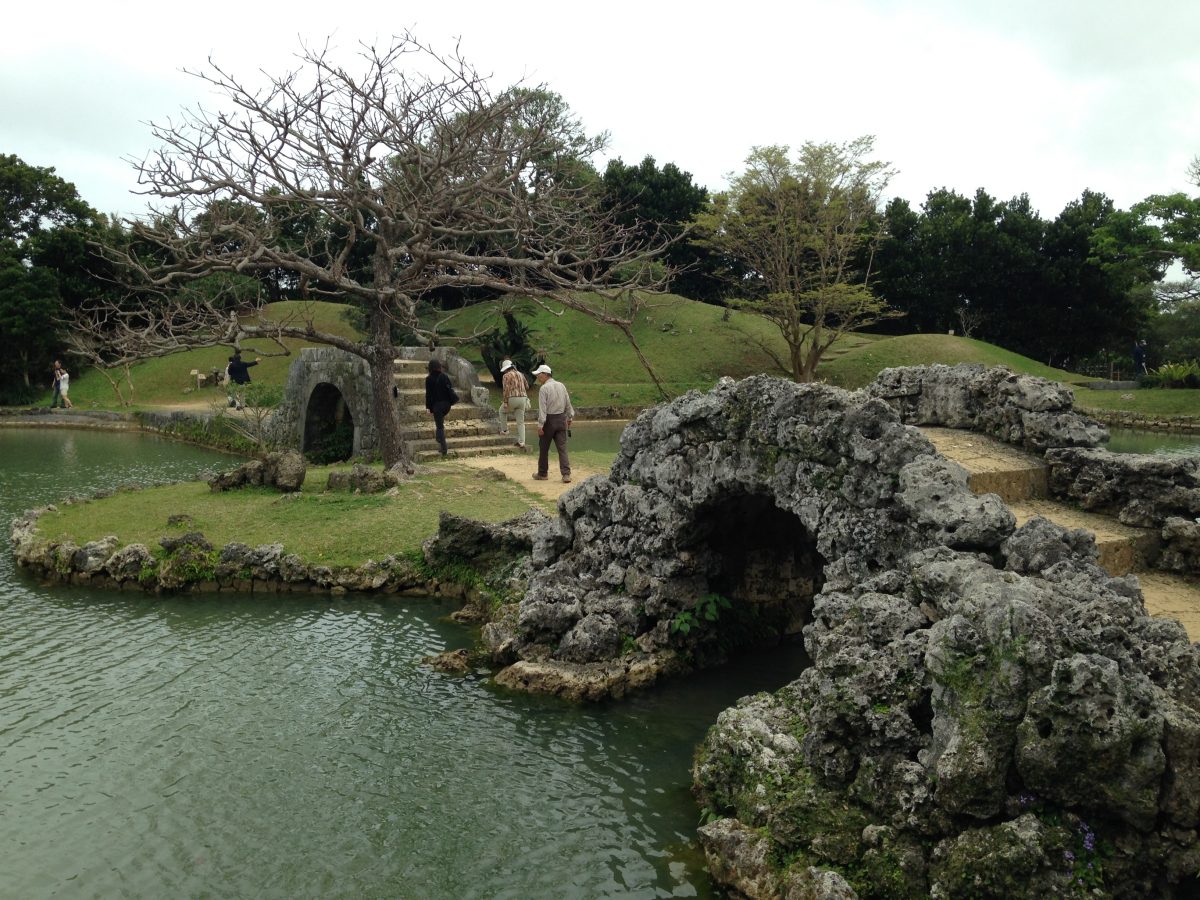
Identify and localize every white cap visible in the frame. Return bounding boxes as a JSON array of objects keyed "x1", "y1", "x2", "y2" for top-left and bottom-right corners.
[
  {"x1": 532, "y1": 364, "x2": 552, "y2": 376},
  {"x1": 500, "y1": 360, "x2": 513, "y2": 372}
]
